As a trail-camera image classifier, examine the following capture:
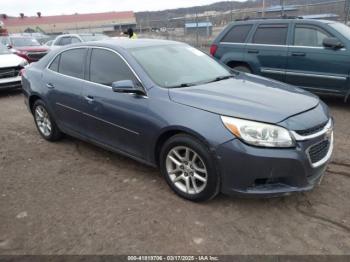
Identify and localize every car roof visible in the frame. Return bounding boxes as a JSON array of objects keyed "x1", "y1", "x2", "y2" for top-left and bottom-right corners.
[
  {"x1": 9, "y1": 35, "x2": 35, "y2": 38},
  {"x1": 232, "y1": 18, "x2": 336, "y2": 24},
  {"x1": 78, "y1": 38, "x2": 182, "y2": 49}
]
